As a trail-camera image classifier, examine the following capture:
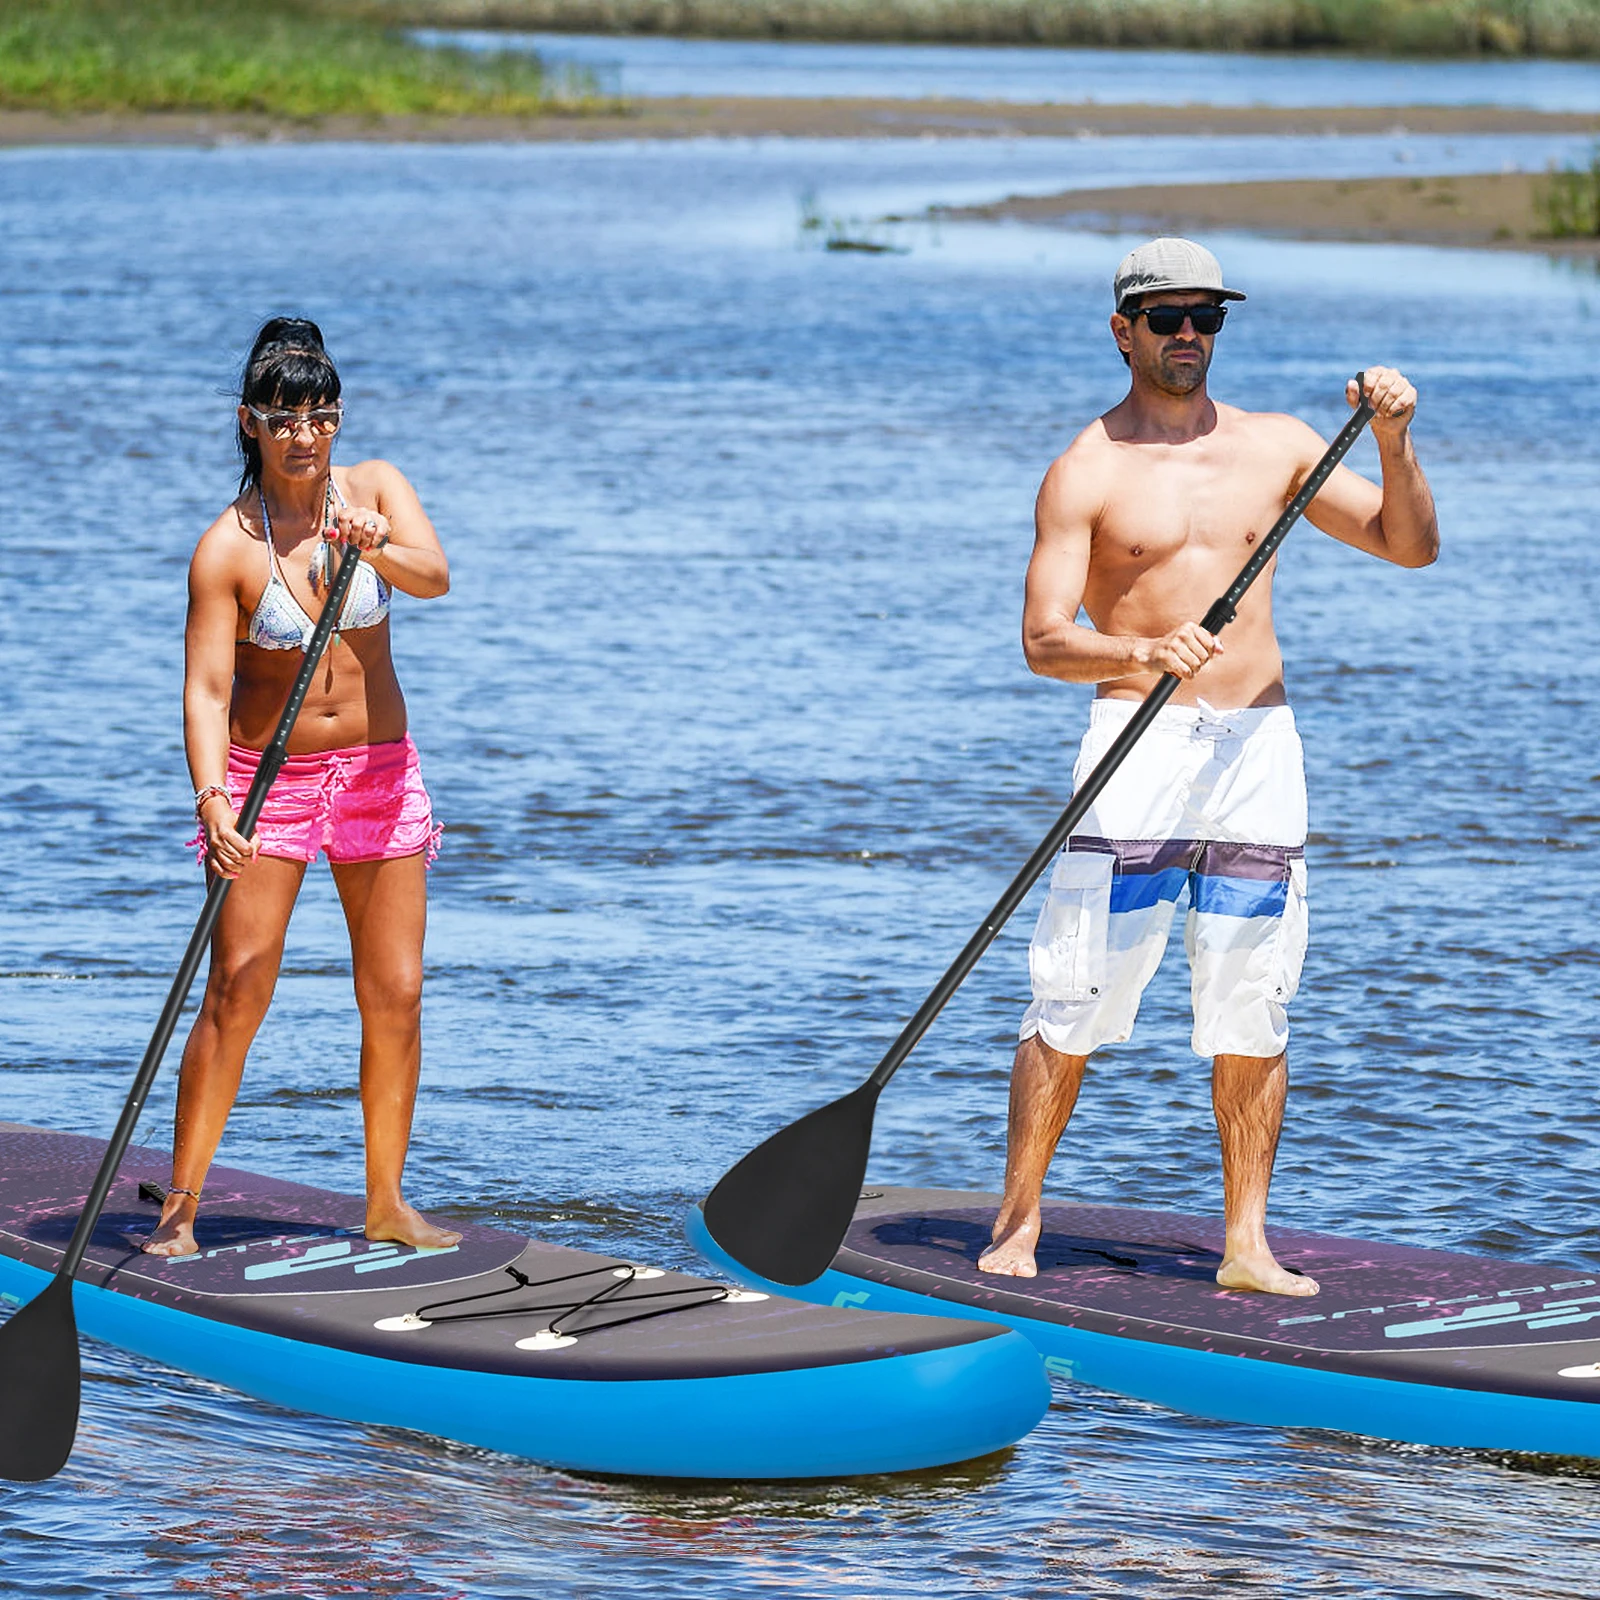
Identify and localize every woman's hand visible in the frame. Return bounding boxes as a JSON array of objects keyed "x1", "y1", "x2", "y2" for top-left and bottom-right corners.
[
  {"x1": 332, "y1": 503, "x2": 393, "y2": 555},
  {"x1": 199, "y1": 794, "x2": 259, "y2": 880}
]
